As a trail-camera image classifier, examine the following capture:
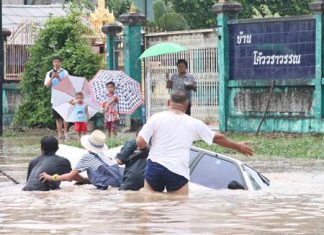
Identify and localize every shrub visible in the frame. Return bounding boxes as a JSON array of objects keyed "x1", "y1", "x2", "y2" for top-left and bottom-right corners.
[{"x1": 14, "y1": 11, "x2": 103, "y2": 127}]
